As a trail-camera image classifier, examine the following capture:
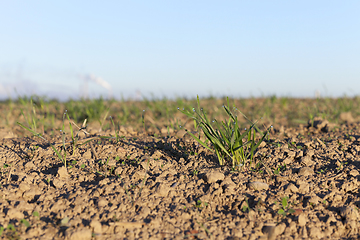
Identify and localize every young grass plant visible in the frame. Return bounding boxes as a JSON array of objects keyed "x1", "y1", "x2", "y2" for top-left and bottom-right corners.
[
  {"x1": 18, "y1": 117, "x2": 67, "y2": 168},
  {"x1": 18, "y1": 108, "x2": 91, "y2": 169},
  {"x1": 180, "y1": 96, "x2": 271, "y2": 170},
  {"x1": 277, "y1": 196, "x2": 295, "y2": 217},
  {"x1": 19, "y1": 97, "x2": 39, "y2": 134}
]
